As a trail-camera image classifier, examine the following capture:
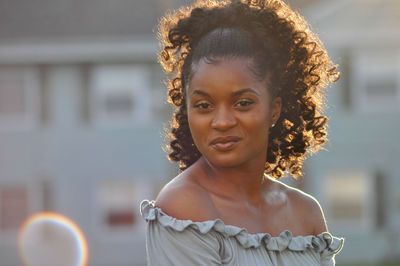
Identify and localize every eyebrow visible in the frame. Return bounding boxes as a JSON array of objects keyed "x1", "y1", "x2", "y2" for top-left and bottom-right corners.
[
  {"x1": 232, "y1": 88, "x2": 260, "y2": 97},
  {"x1": 190, "y1": 88, "x2": 260, "y2": 98},
  {"x1": 190, "y1": 90, "x2": 210, "y2": 98}
]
